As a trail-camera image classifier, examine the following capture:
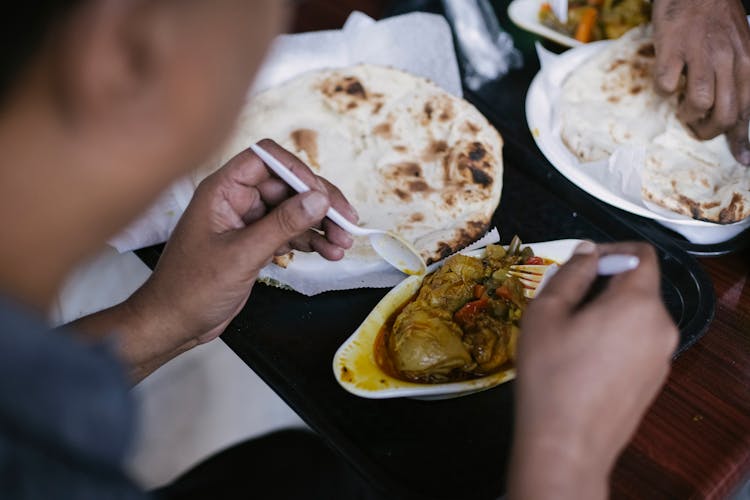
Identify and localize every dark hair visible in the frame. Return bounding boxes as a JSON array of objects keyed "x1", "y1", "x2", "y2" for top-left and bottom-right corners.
[{"x1": 0, "y1": 2, "x2": 81, "y2": 99}]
